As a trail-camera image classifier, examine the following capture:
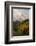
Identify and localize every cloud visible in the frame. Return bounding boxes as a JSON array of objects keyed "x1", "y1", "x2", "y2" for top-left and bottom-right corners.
[{"x1": 13, "y1": 8, "x2": 29, "y2": 21}]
